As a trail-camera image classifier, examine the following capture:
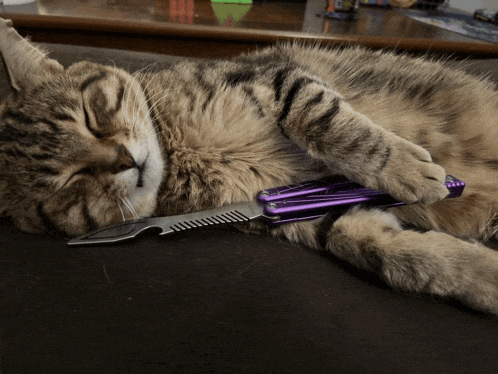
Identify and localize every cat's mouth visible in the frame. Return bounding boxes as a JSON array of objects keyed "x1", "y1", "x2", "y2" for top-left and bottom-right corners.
[{"x1": 136, "y1": 154, "x2": 148, "y2": 188}]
